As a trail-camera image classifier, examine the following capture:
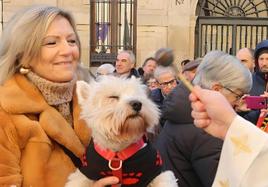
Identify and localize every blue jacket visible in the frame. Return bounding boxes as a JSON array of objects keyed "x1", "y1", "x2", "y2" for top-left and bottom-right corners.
[
  {"x1": 243, "y1": 40, "x2": 268, "y2": 124},
  {"x1": 250, "y1": 39, "x2": 268, "y2": 95},
  {"x1": 249, "y1": 71, "x2": 268, "y2": 96}
]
